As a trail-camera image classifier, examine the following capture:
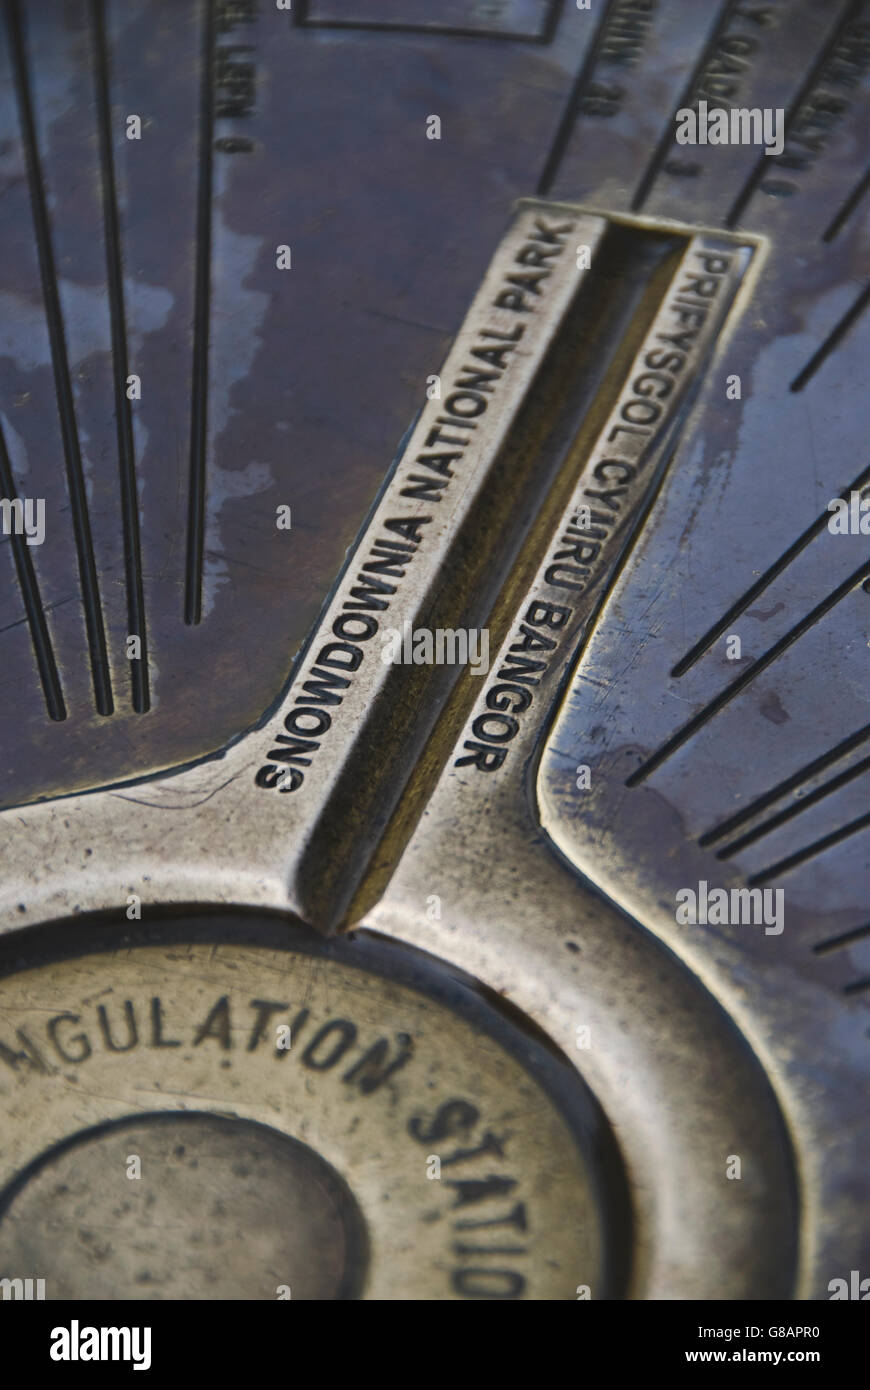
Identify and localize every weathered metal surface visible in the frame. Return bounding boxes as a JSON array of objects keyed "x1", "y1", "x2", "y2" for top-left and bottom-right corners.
[
  {"x1": 0, "y1": 918, "x2": 628, "y2": 1300},
  {"x1": 0, "y1": 0, "x2": 867, "y2": 1301}
]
